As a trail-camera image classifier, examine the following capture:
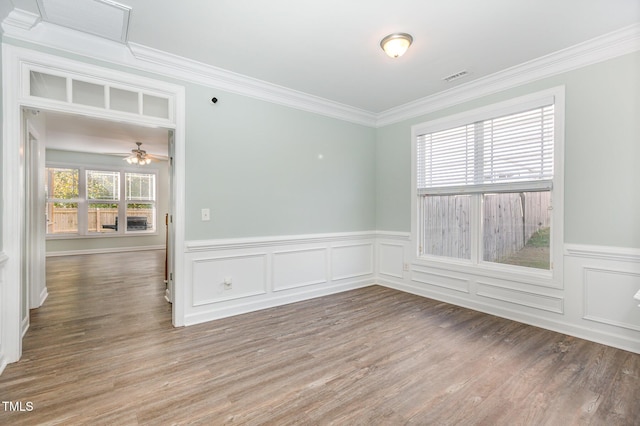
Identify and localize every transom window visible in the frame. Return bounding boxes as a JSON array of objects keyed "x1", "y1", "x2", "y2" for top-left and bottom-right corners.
[
  {"x1": 412, "y1": 88, "x2": 564, "y2": 279},
  {"x1": 46, "y1": 166, "x2": 157, "y2": 237}
]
